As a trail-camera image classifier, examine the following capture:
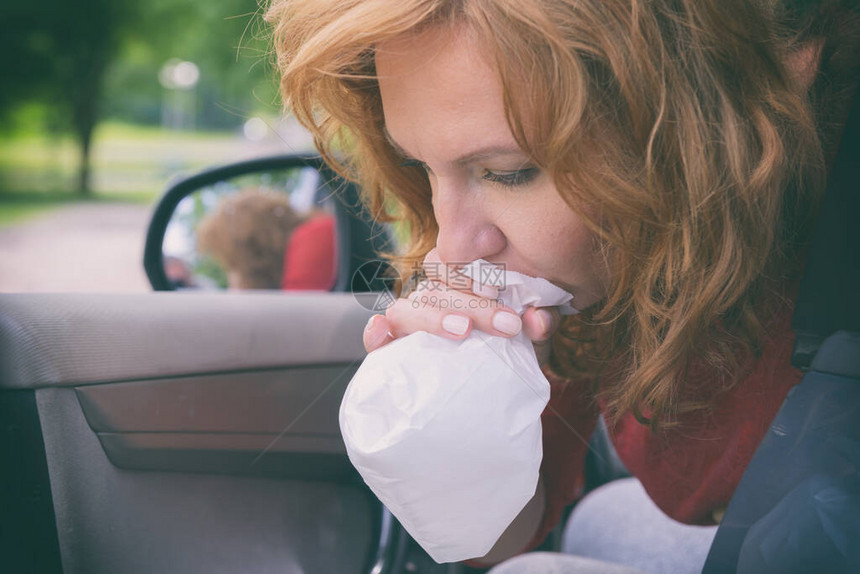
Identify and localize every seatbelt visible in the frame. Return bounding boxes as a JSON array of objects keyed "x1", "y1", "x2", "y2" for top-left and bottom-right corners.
[{"x1": 702, "y1": 90, "x2": 860, "y2": 574}]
